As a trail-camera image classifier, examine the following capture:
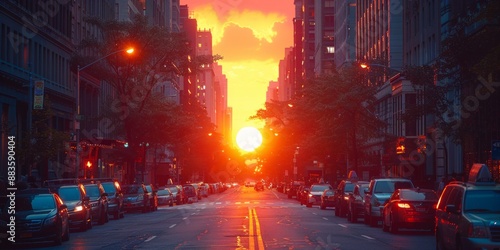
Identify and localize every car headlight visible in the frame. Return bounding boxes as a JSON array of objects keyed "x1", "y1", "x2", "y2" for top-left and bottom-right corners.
[
  {"x1": 75, "y1": 205, "x2": 84, "y2": 212},
  {"x1": 44, "y1": 215, "x2": 57, "y2": 226},
  {"x1": 44, "y1": 210, "x2": 58, "y2": 226},
  {"x1": 467, "y1": 223, "x2": 489, "y2": 238}
]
